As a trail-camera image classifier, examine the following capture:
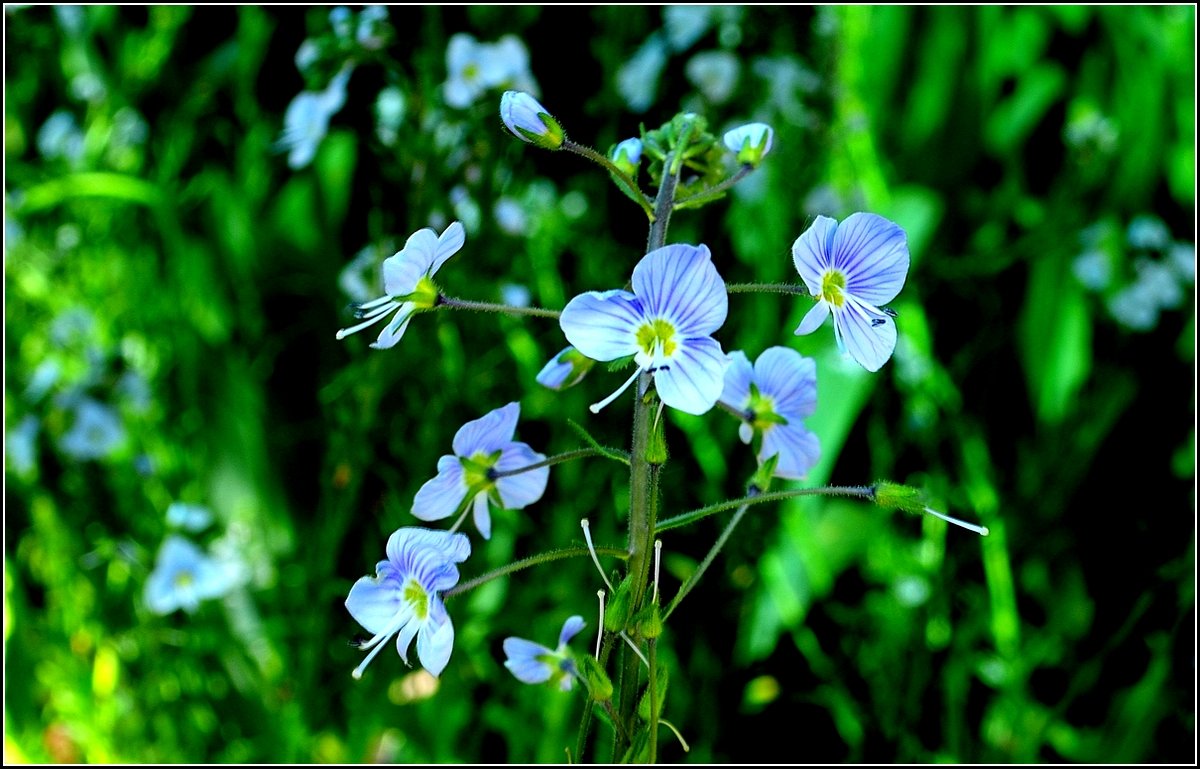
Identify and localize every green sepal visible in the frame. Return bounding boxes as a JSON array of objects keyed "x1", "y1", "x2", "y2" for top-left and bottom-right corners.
[
  {"x1": 634, "y1": 602, "x2": 663, "y2": 639},
  {"x1": 646, "y1": 408, "x2": 668, "y2": 465},
  {"x1": 749, "y1": 454, "x2": 779, "y2": 493},
  {"x1": 605, "y1": 573, "x2": 635, "y2": 633},
  {"x1": 873, "y1": 481, "x2": 926, "y2": 516},
  {"x1": 636, "y1": 662, "x2": 669, "y2": 721},
  {"x1": 579, "y1": 654, "x2": 613, "y2": 702}
]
